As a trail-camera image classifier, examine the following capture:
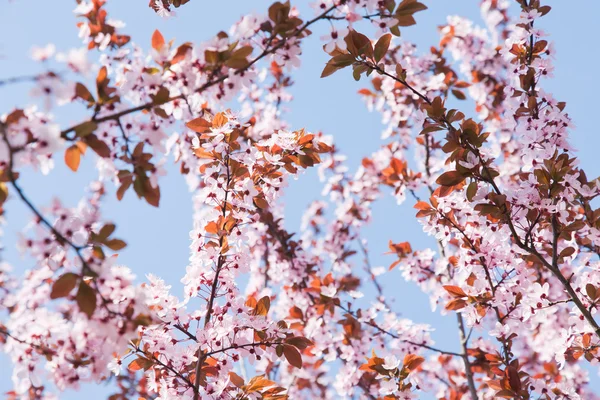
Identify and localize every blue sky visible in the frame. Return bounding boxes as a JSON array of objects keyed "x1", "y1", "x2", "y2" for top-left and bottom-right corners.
[{"x1": 1, "y1": 1, "x2": 599, "y2": 397}]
